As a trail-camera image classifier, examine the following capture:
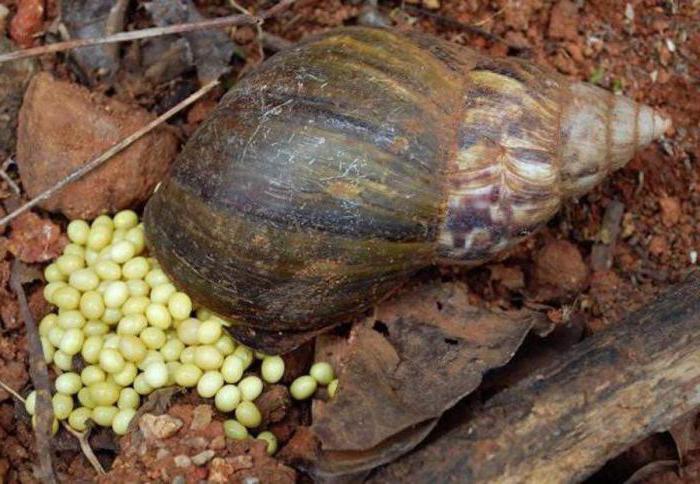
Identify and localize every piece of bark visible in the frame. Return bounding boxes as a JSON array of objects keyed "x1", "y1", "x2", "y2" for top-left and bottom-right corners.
[{"x1": 372, "y1": 273, "x2": 700, "y2": 483}]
